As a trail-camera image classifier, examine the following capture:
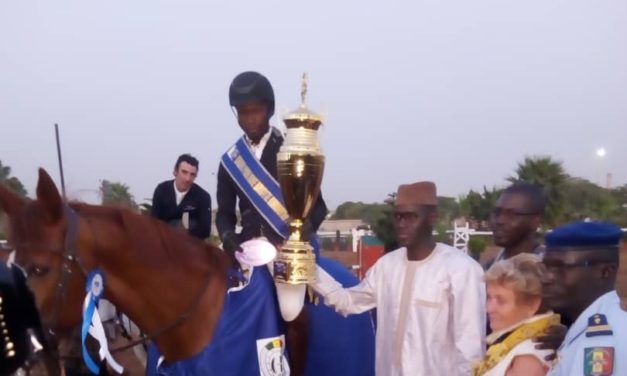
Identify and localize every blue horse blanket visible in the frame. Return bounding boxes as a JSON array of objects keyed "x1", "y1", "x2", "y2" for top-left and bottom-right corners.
[{"x1": 146, "y1": 256, "x2": 375, "y2": 376}]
